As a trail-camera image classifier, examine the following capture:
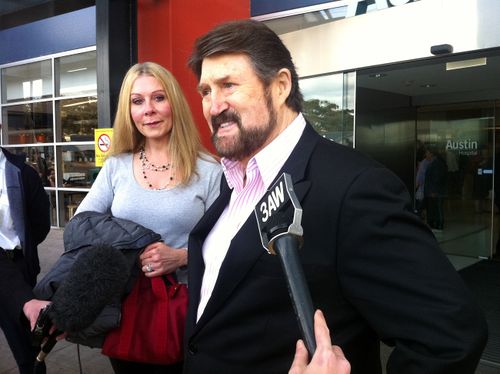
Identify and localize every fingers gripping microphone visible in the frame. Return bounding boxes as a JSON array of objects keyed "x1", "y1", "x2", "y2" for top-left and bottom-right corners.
[
  {"x1": 35, "y1": 245, "x2": 130, "y2": 367},
  {"x1": 254, "y1": 173, "x2": 316, "y2": 356}
]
